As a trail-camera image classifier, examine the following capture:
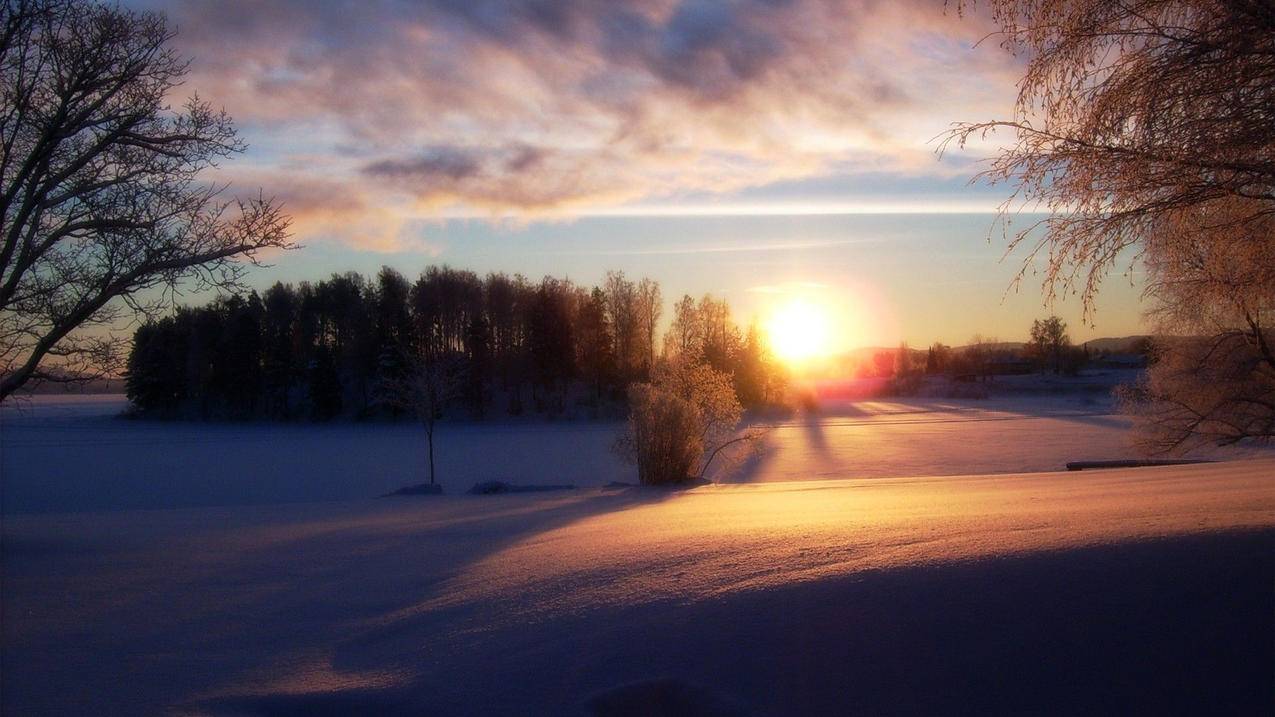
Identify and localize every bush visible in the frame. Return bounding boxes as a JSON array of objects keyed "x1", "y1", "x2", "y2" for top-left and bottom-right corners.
[
  {"x1": 615, "y1": 362, "x2": 763, "y2": 485},
  {"x1": 616, "y1": 383, "x2": 703, "y2": 485}
]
